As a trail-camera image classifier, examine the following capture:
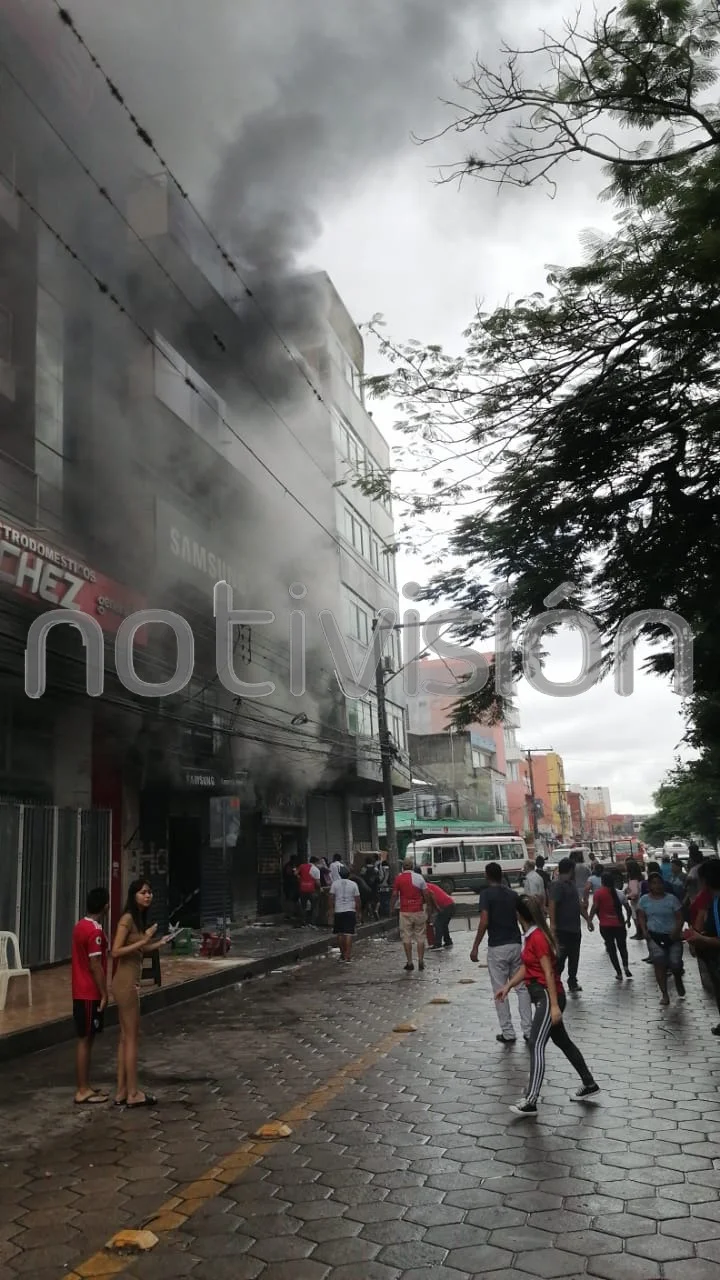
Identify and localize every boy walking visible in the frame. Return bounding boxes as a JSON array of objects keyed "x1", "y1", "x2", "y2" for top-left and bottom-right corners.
[{"x1": 71, "y1": 887, "x2": 110, "y2": 1105}]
